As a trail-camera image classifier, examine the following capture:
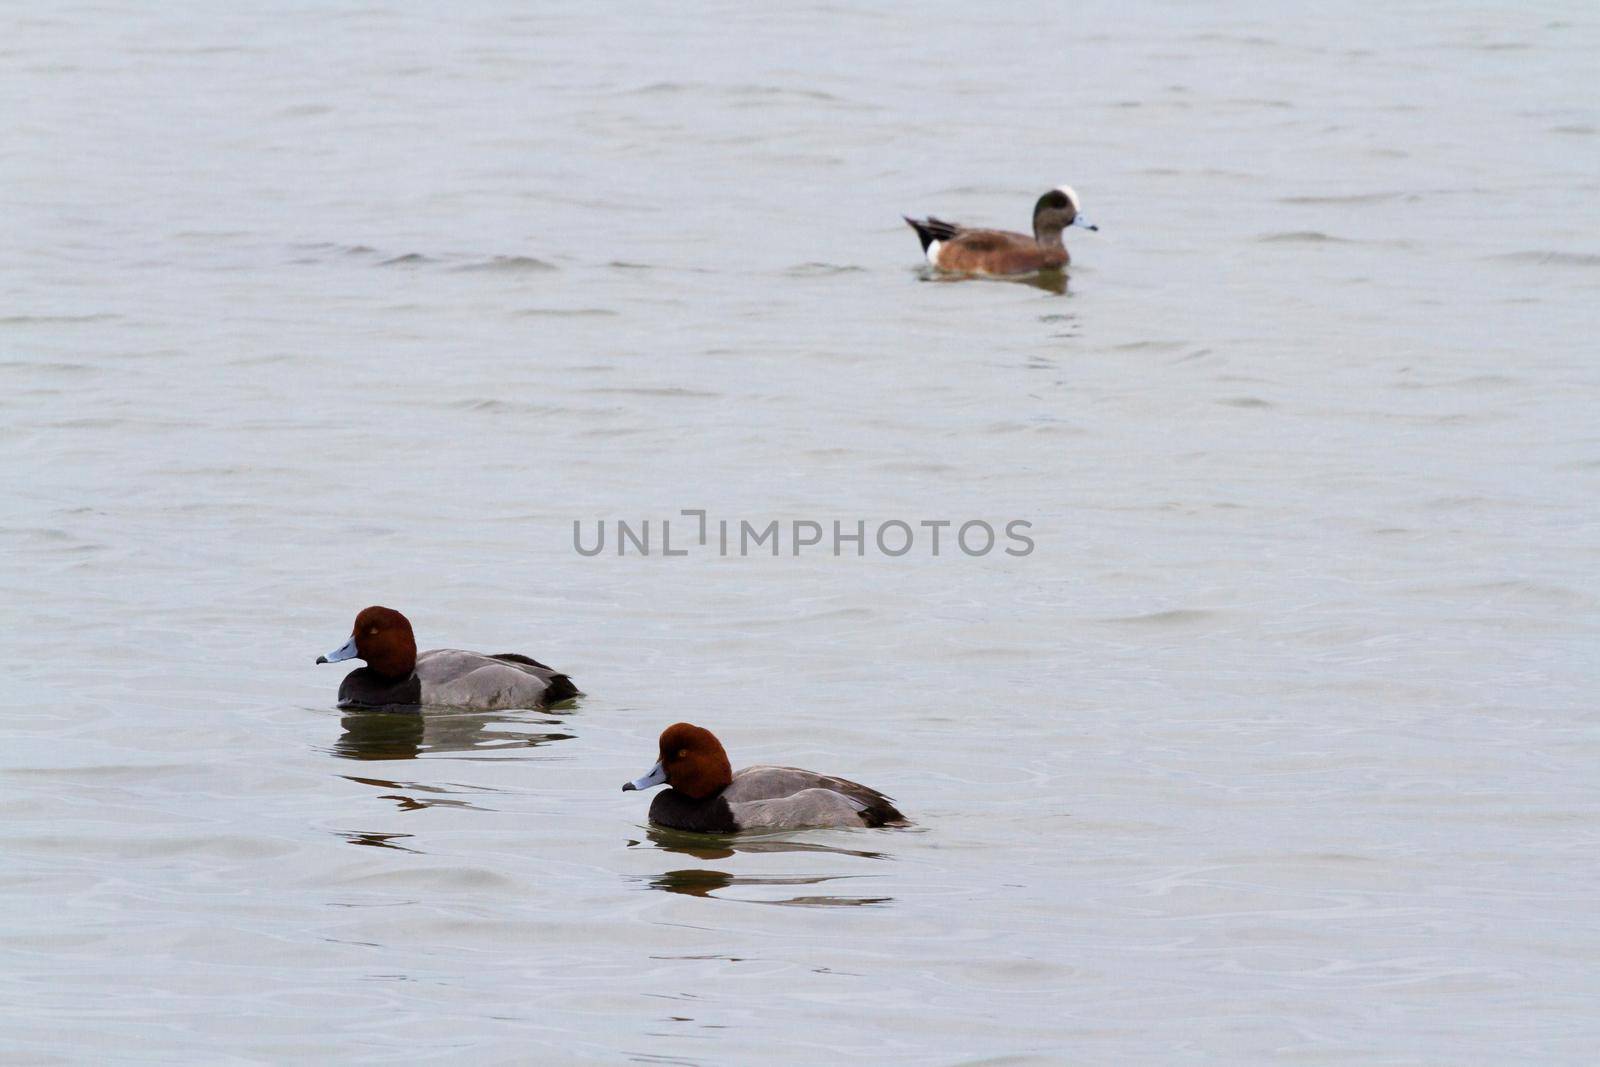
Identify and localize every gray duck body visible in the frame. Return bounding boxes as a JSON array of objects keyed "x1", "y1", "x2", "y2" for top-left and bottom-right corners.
[
  {"x1": 647, "y1": 765, "x2": 907, "y2": 832},
  {"x1": 337, "y1": 648, "x2": 577, "y2": 710}
]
